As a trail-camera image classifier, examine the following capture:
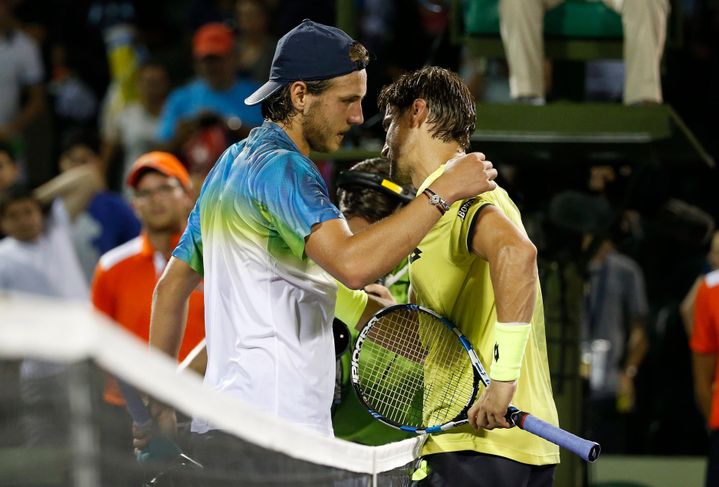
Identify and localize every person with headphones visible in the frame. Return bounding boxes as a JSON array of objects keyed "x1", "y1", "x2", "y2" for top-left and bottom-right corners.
[{"x1": 332, "y1": 157, "x2": 415, "y2": 445}]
